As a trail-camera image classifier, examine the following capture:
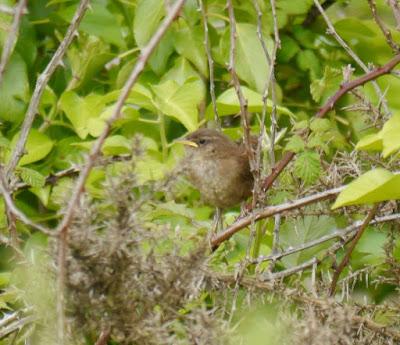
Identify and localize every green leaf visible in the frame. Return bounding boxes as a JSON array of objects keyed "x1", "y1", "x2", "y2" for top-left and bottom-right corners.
[
  {"x1": 134, "y1": 0, "x2": 165, "y2": 47},
  {"x1": 17, "y1": 167, "x2": 46, "y2": 188},
  {"x1": 280, "y1": 216, "x2": 336, "y2": 267},
  {"x1": 294, "y1": 151, "x2": 321, "y2": 185},
  {"x1": 0, "y1": 53, "x2": 29, "y2": 123},
  {"x1": 277, "y1": 35, "x2": 300, "y2": 63},
  {"x1": 332, "y1": 169, "x2": 400, "y2": 209},
  {"x1": 285, "y1": 135, "x2": 305, "y2": 153},
  {"x1": 355, "y1": 133, "x2": 383, "y2": 152},
  {"x1": 296, "y1": 50, "x2": 321, "y2": 79},
  {"x1": 102, "y1": 135, "x2": 131, "y2": 156},
  {"x1": 309, "y1": 118, "x2": 332, "y2": 132},
  {"x1": 9, "y1": 129, "x2": 54, "y2": 166},
  {"x1": 380, "y1": 114, "x2": 400, "y2": 157},
  {"x1": 152, "y1": 78, "x2": 204, "y2": 131},
  {"x1": 161, "y1": 57, "x2": 199, "y2": 85},
  {"x1": 59, "y1": 92, "x2": 106, "y2": 139},
  {"x1": 221, "y1": 23, "x2": 271, "y2": 93},
  {"x1": 207, "y1": 86, "x2": 294, "y2": 118},
  {"x1": 59, "y1": 2, "x2": 125, "y2": 48},
  {"x1": 174, "y1": 20, "x2": 207, "y2": 76},
  {"x1": 310, "y1": 67, "x2": 342, "y2": 103}
]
